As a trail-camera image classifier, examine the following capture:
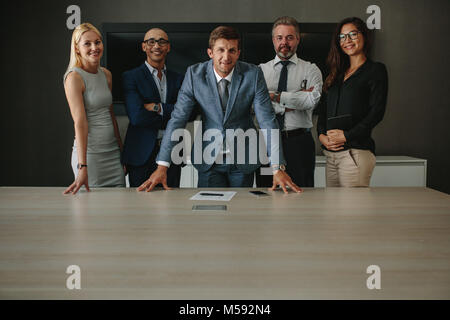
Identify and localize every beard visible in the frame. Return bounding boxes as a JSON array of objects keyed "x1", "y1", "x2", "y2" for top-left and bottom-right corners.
[{"x1": 276, "y1": 44, "x2": 297, "y2": 59}]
